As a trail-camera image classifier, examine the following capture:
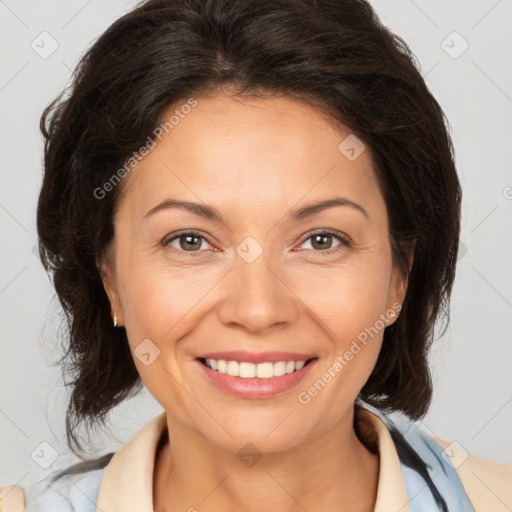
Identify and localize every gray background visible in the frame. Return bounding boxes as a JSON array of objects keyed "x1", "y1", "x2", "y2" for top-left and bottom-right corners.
[{"x1": 1, "y1": 0, "x2": 511, "y2": 489}]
